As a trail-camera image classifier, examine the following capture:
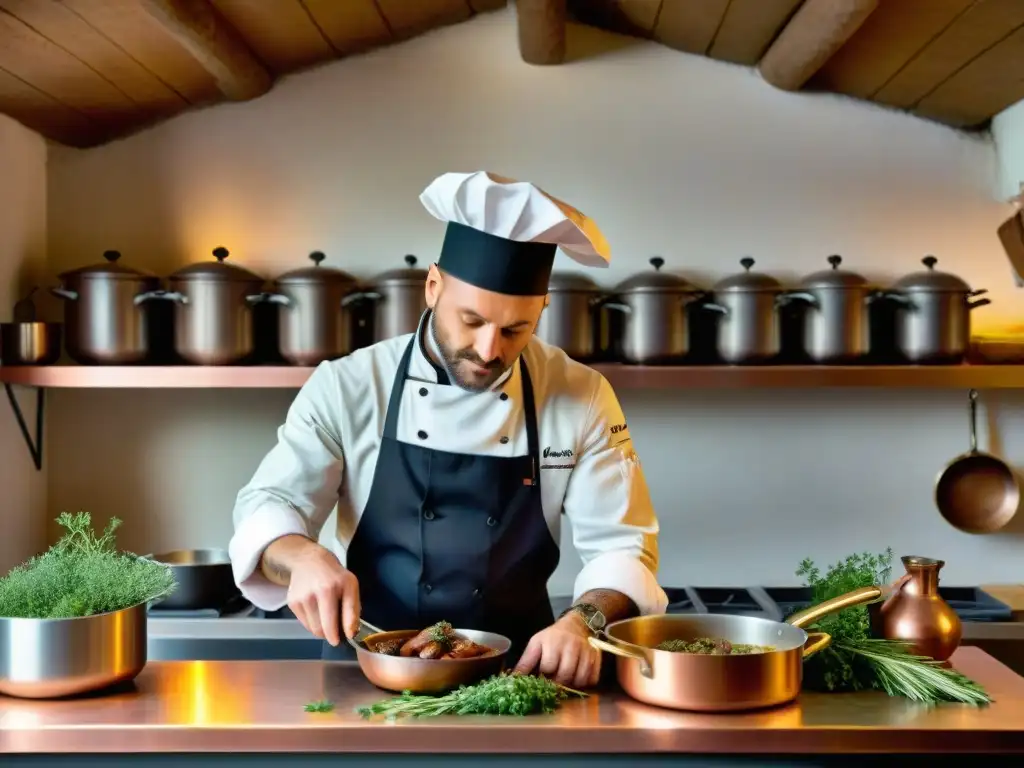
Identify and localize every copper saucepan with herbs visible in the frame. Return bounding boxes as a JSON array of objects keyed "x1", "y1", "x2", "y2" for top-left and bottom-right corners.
[
  {"x1": 588, "y1": 586, "x2": 882, "y2": 712},
  {"x1": 347, "y1": 619, "x2": 511, "y2": 694}
]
